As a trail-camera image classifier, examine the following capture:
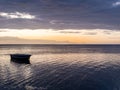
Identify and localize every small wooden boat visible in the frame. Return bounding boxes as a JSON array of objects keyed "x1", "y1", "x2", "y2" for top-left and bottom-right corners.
[{"x1": 10, "y1": 54, "x2": 31, "y2": 64}]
